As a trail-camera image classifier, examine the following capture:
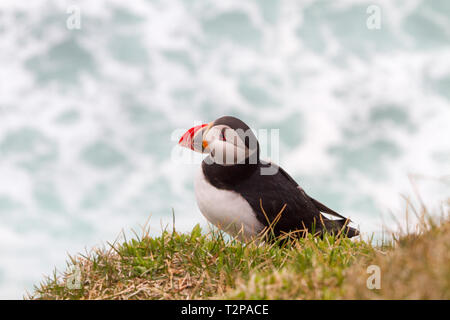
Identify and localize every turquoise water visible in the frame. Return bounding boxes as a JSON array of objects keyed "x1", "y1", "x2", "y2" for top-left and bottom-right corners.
[{"x1": 0, "y1": 0, "x2": 449, "y2": 298}]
